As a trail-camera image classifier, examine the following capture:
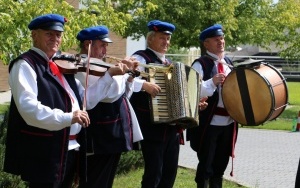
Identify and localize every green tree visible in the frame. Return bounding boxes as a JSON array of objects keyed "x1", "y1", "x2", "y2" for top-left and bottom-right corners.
[
  {"x1": 268, "y1": 0, "x2": 300, "y2": 59},
  {"x1": 116, "y1": 0, "x2": 300, "y2": 58},
  {"x1": 117, "y1": 0, "x2": 271, "y2": 49},
  {"x1": 0, "y1": 0, "x2": 142, "y2": 65}
]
